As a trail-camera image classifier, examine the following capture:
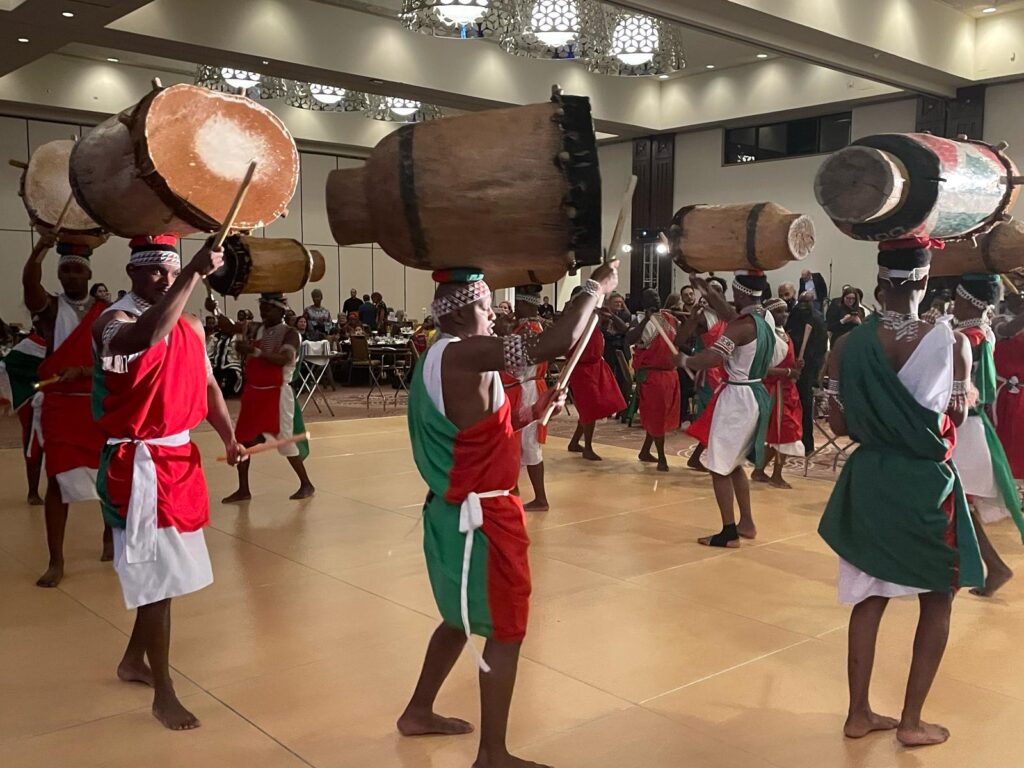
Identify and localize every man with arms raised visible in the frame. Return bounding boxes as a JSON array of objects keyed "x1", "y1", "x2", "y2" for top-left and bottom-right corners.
[
  {"x1": 92, "y1": 236, "x2": 242, "y2": 730},
  {"x1": 399, "y1": 262, "x2": 617, "y2": 768}
]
